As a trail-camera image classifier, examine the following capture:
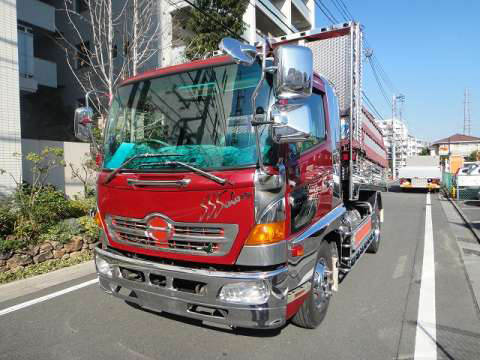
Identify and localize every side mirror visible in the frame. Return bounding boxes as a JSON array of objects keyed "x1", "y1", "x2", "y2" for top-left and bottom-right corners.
[
  {"x1": 274, "y1": 45, "x2": 313, "y2": 99},
  {"x1": 219, "y1": 38, "x2": 257, "y2": 65},
  {"x1": 271, "y1": 103, "x2": 311, "y2": 144},
  {"x1": 74, "y1": 106, "x2": 94, "y2": 142}
]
